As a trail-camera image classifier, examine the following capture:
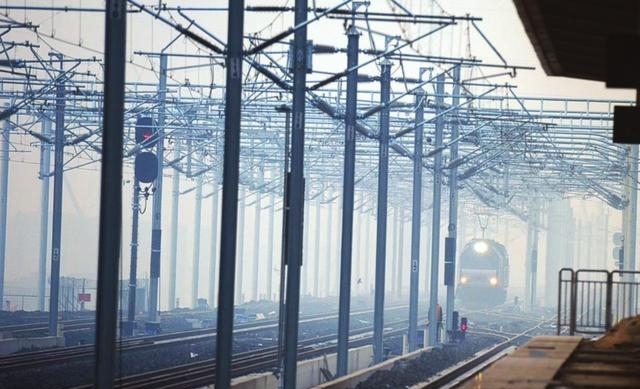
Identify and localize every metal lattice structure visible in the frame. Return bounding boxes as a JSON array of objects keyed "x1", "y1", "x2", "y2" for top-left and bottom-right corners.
[
  {"x1": 0, "y1": 2, "x2": 635, "y2": 387},
  {"x1": 0, "y1": 3, "x2": 630, "y2": 215}
]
